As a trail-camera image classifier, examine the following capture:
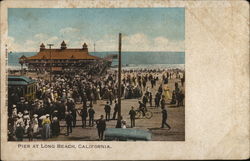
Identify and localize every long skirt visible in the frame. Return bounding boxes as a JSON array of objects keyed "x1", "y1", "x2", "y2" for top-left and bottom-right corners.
[
  {"x1": 42, "y1": 124, "x2": 50, "y2": 139},
  {"x1": 163, "y1": 90, "x2": 171, "y2": 100},
  {"x1": 33, "y1": 124, "x2": 39, "y2": 133}
]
